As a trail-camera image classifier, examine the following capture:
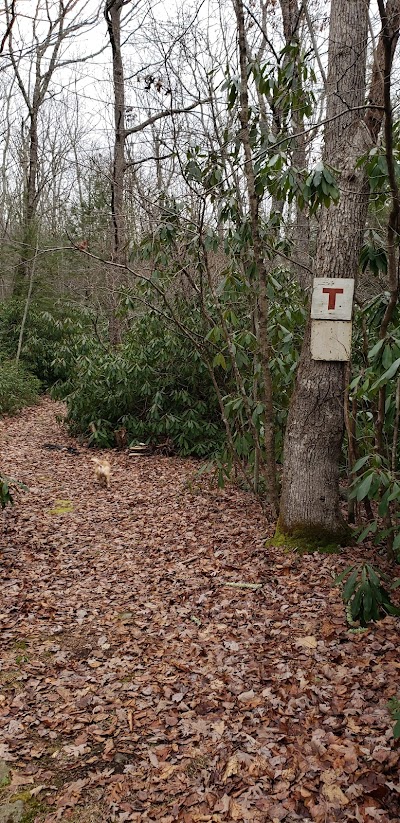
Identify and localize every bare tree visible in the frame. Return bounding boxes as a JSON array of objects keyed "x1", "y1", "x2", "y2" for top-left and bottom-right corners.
[
  {"x1": 103, "y1": 0, "x2": 211, "y2": 342},
  {"x1": 4, "y1": 0, "x2": 98, "y2": 297}
]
